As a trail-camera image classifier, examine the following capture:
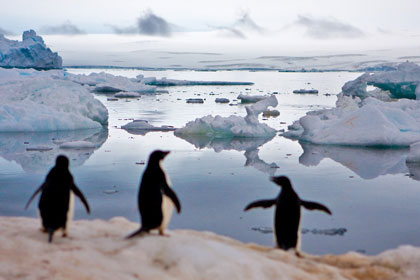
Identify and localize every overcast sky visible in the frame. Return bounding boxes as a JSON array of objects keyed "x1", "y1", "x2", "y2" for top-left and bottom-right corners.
[{"x1": 2, "y1": 0, "x2": 420, "y2": 35}]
